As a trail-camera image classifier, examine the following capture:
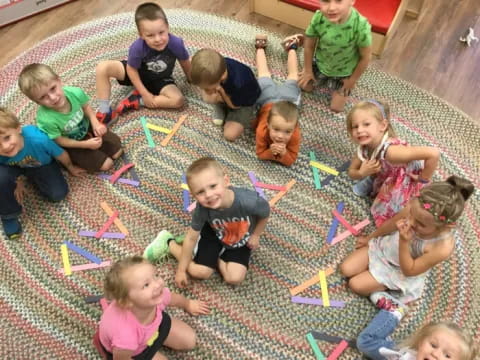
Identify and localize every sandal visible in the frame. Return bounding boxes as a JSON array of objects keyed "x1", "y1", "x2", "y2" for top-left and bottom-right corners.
[
  {"x1": 281, "y1": 33, "x2": 304, "y2": 51},
  {"x1": 255, "y1": 34, "x2": 268, "y2": 49}
]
